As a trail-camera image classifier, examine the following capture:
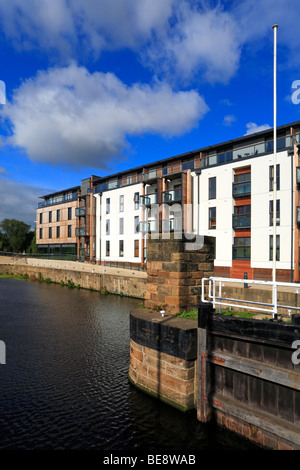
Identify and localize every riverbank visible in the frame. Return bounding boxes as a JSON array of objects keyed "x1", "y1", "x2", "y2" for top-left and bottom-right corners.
[{"x1": 0, "y1": 256, "x2": 147, "y2": 299}]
